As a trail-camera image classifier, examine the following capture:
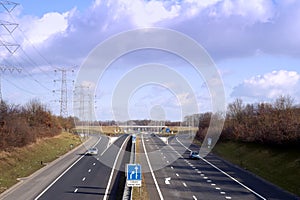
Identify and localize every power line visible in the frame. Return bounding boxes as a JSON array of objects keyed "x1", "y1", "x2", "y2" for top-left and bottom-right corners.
[
  {"x1": 6, "y1": 6, "x2": 60, "y2": 72},
  {"x1": 1, "y1": 75, "x2": 37, "y2": 95},
  {"x1": 0, "y1": 66, "x2": 22, "y2": 101}
]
